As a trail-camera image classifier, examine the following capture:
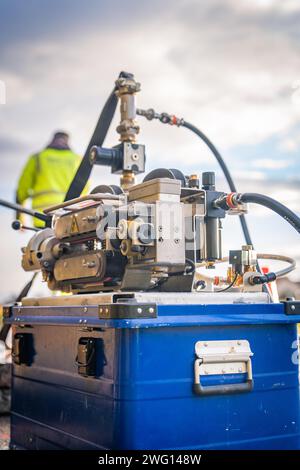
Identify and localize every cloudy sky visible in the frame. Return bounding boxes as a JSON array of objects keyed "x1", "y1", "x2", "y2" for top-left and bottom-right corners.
[{"x1": 0, "y1": 0, "x2": 300, "y2": 301}]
